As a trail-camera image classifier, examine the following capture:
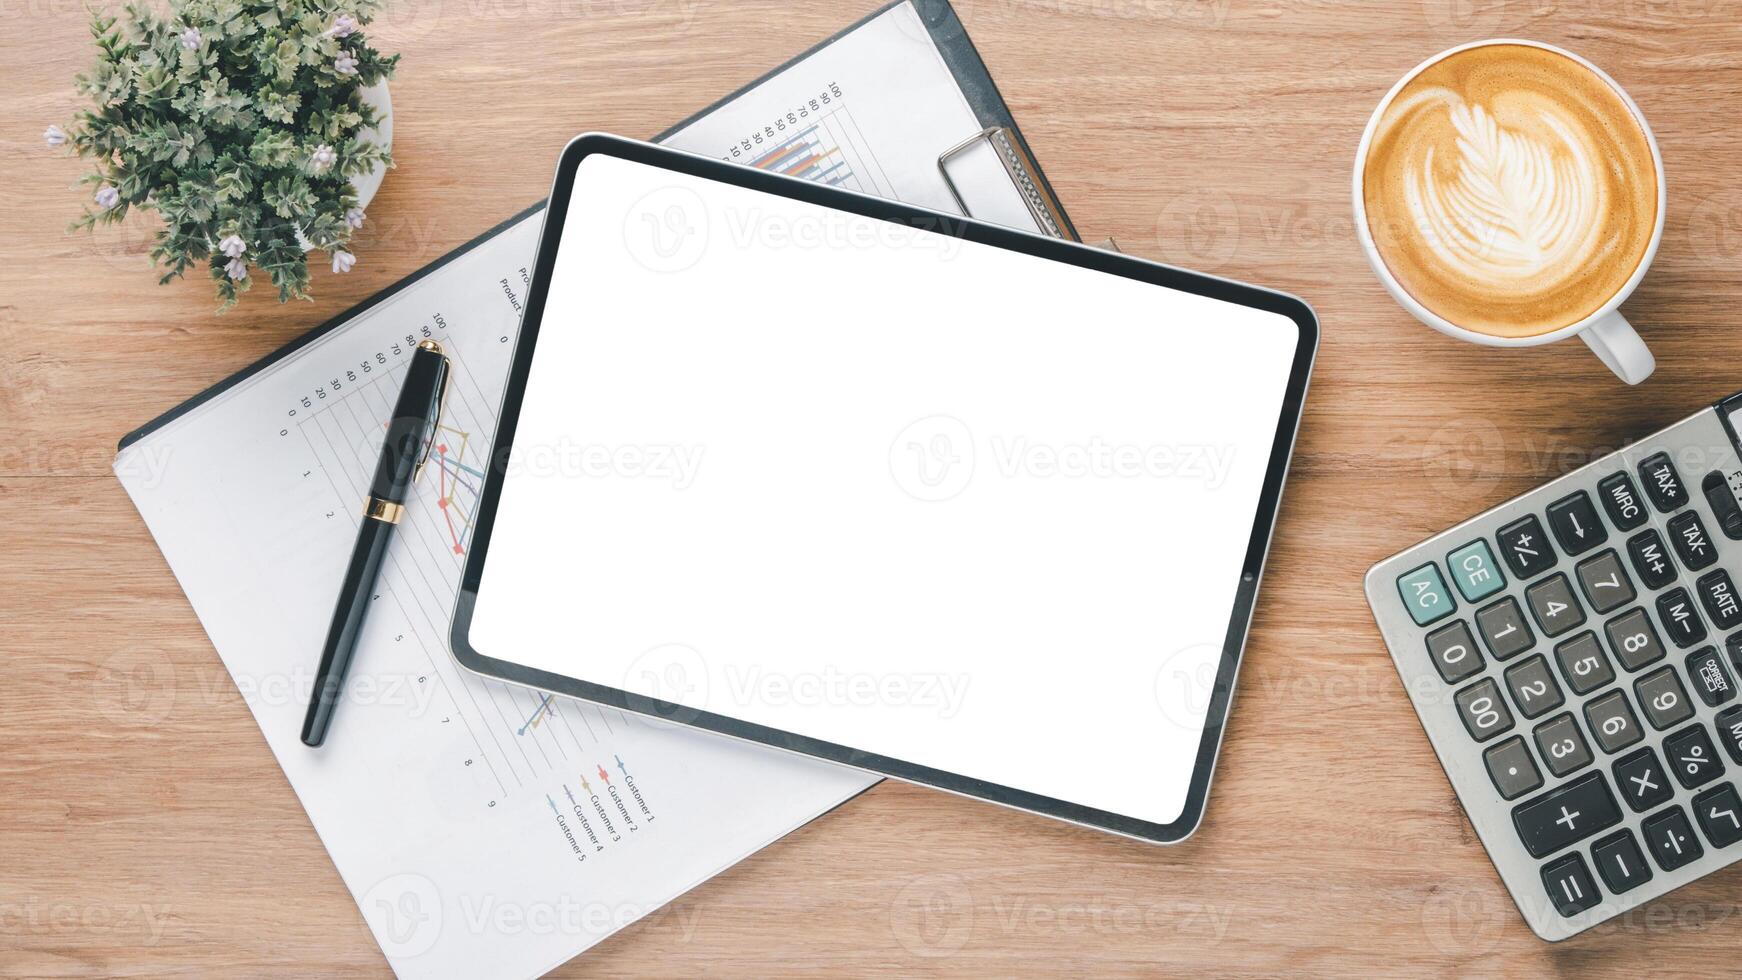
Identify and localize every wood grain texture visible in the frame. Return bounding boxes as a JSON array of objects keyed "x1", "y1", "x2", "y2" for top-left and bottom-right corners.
[{"x1": 6, "y1": 0, "x2": 1742, "y2": 974}]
